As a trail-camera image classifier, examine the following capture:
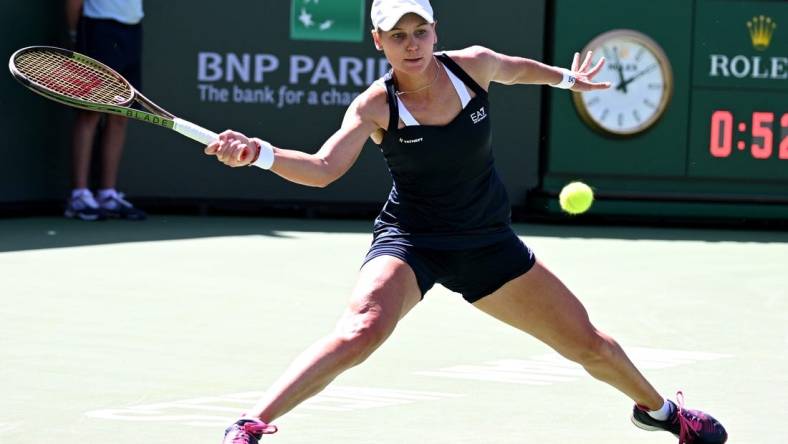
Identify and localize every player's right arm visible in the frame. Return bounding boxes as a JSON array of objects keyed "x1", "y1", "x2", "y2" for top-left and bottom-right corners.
[{"x1": 206, "y1": 85, "x2": 387, "y2": 188}]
